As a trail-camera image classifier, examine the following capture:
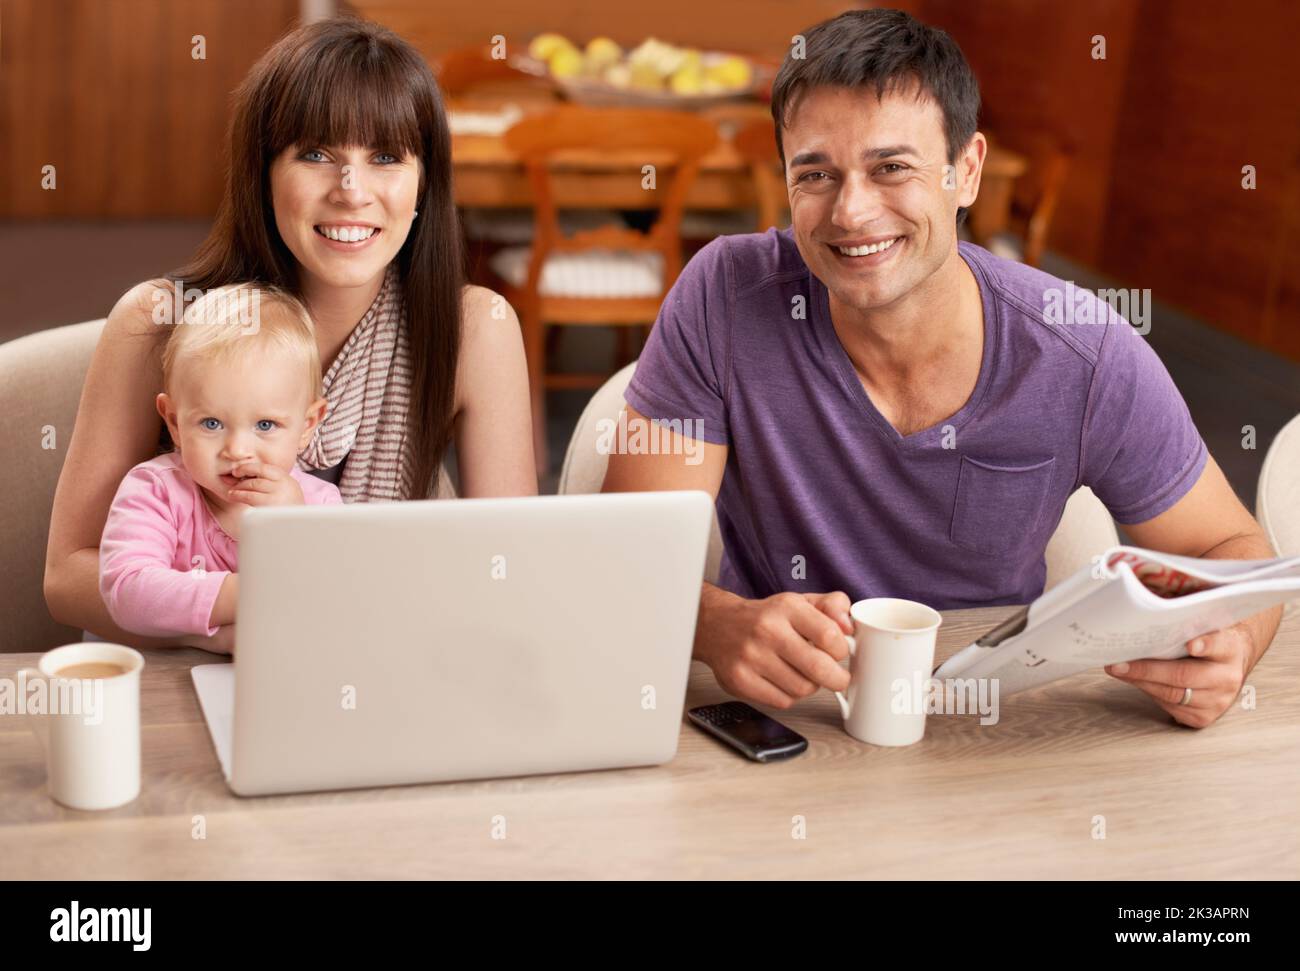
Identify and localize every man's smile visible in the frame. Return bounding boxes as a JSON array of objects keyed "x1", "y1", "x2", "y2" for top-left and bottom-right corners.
[{"x1": 826, "y1": 234, "x2": 906, "y2": 268}]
